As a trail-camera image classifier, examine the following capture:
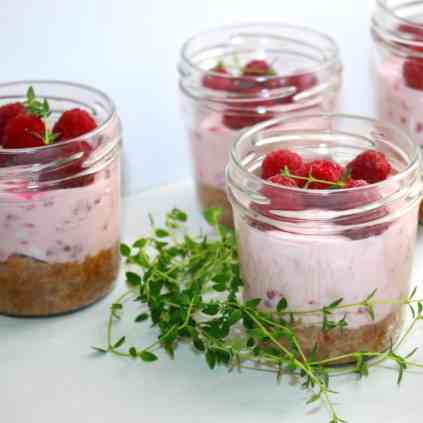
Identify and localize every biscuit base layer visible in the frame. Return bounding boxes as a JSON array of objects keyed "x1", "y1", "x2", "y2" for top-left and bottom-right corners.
[{"x1": 0, "y1": 245, "x2": 120, "y2": 317}]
